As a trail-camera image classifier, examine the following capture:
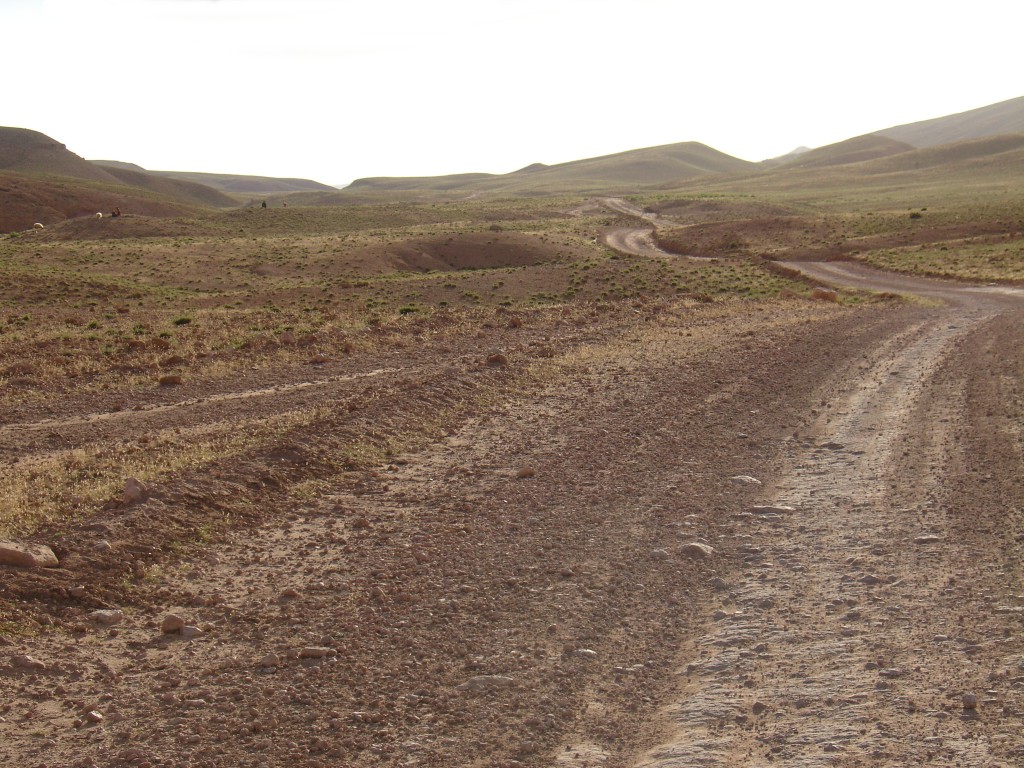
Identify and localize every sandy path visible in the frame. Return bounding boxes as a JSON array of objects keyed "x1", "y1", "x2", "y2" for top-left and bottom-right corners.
[{"x1": 635, "y1": 265, "x2": 1024, "y2": 766}]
